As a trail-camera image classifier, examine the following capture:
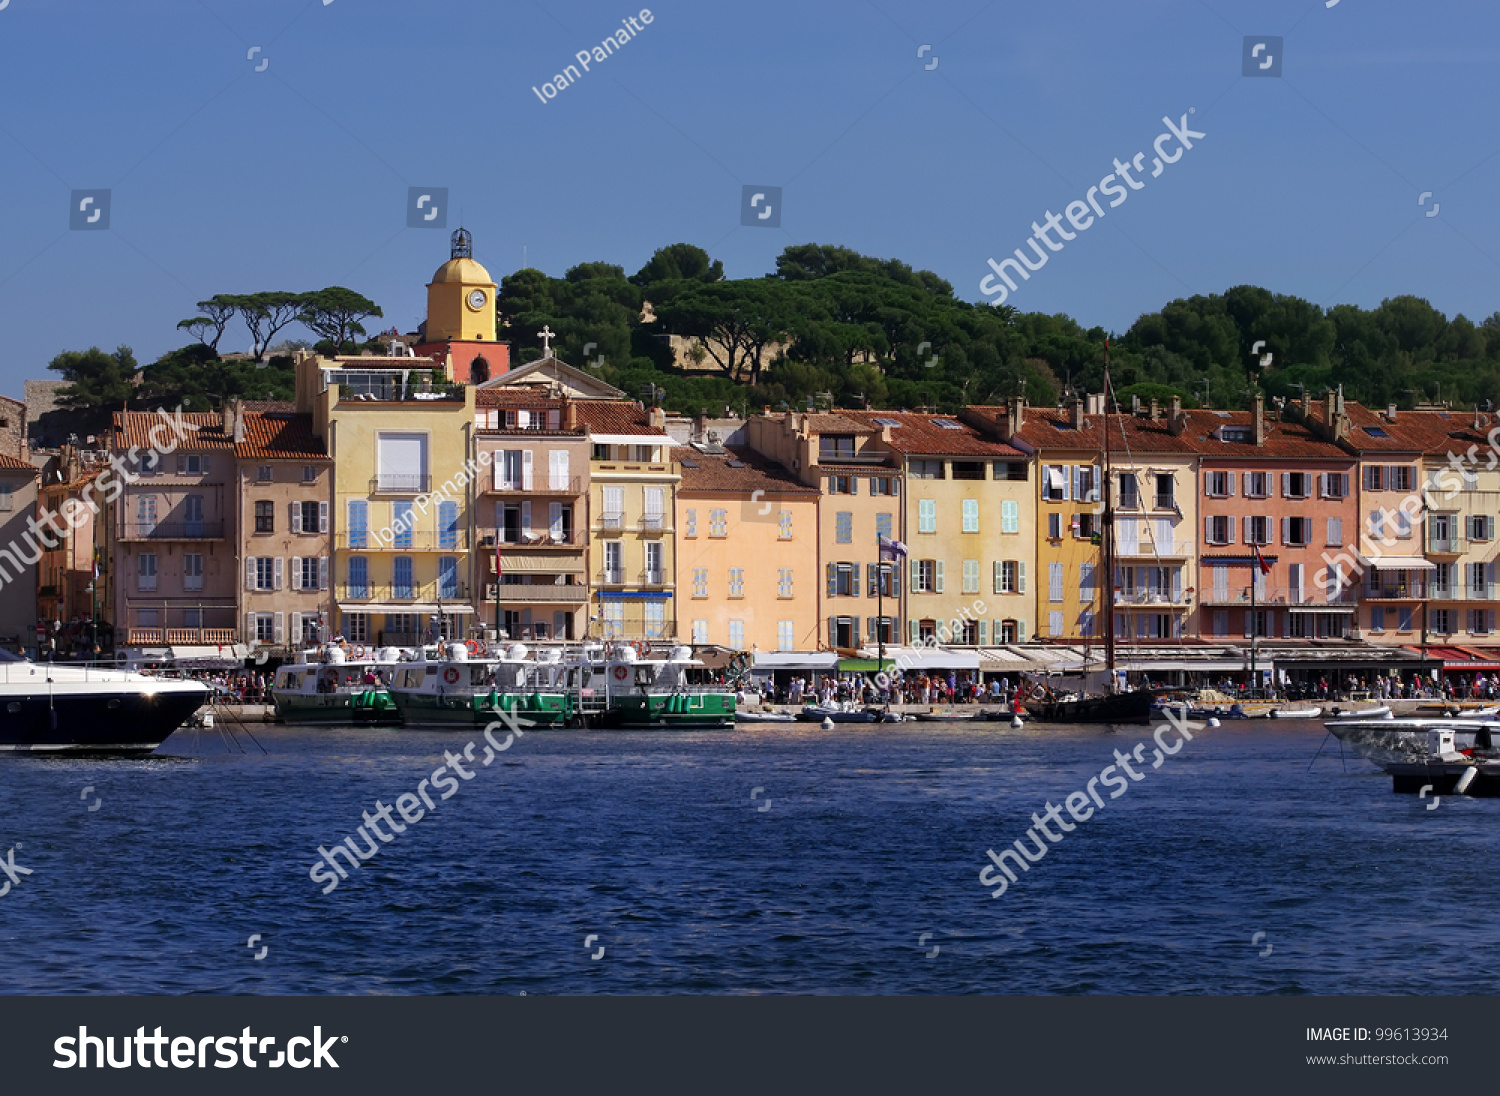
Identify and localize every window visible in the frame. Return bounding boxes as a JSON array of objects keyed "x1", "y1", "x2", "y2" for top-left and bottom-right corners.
[
  {"x1": 685, "y1": 509, "x2": 697, "y2": 537},
  {"x1": 1320, "y1": 473, "x2": 1350, "y2": 499},
  {"x1": 829, "y1": 563, "x2": 856, "y2": 598},
  {"x1": 392, "y1": 556, "x2": 413, "y2": 599},
  {"x1": 692, "y1": 619, "x2": 709, "y2": 644},
  {"x1": 836, "y1": 511, "x2": 853, "y2": 543},
  {"x1": 643, "y1": 602, "x2": 666, "y2": 638},
  {"x1": 1391, "y1": 465, "x2": 1413, "y2": 491},
  {"x1": 376, "y1": 432, "x2": 428, "y2": 492},
  {"x1": 962, "y1": 559, "x2": 980, "y2": 594},
  {"x1": 692, "y1": 568, "x2": 708, "y2": 597},
  {"x1": 778, "y1": 510, "x2": 793, "y2": 539},
  {"x1": 592, "y1": 443, "x2": 611, "y2": 462},
  {"x1": 254, "y1": 614, "x2": 275, "y2": 643},
  {"x1": 1245, "y1": 516, "x2": 1271, "y2": 545},
  {"x1": 869, "y1": 476, "x2": 900, "y2": 495},
  {"x1": 1431, "y1": 608, "x2": 1448, "y2": 635},
  {"x1": 1326, "y1": 517, "x2": 1343, "y2": 547},
  {"x1": 643, "y1": 487, "x2": 665, "y2": 530},
  {"x1": 603, "y1": 541, "x2": 623, "y2": 583},
  {"x1": 348, "y1": 556, "x2": 369, "y2": 599},
  {"x1": 995, "y1": 461, "x2": 1028, "y2": 481},
  {"x1": 1469, "y1": 515, "x2": 1495, "y2": 542},
  {"x1": 724, "y1": 564, "x2": 744, "y2": 597},
  {"x1": 951, "y1": 461, "x2": 984, "y2": 481},
  {"x1": 256, "y1": 465, "x2": 273, "y2": 482},
  {"x1": 876, "y1": 512, "x2": 892, "y2": 540},
  {"x1": 918, "y1": 499, "x2": 936, "y2": 534},
  {"x1": 1118, "y1": 473, "x2": 1139, "y2": 509},
  {"x1": 998, "y1": 620, "x2": 1018, "y2": 643},
  {"x1": 996, "y1": 560, "x2": 1018, "y2": 594},
  {"x1": 709, "y1": 508, "x2": 728, "y2": 537},
  {"x1": 1079, "y1": 610, "x2": 1095, "y2": 637},
  {"x1": 869, "y1": 561, "x2": 898, "y2": 597},
  {"x1": 136, "y1": 495, "x2": 158, "y2": 535},
  {"x1": 828, "y1": 616, "x2": 857, "y2": 649},
  {"x1": 1075, "y1": 512, "x2": 1099, "y2": 540},
  {"x1": 252, "y1": 556, "x2": 277, "y2": 591},
  {"x1": 1001, "y1": 500, "x2": 1019, "y2": 534},
  {"x1": 777, "y1": 620, "x2": 794, "y2": 651},
  {"x1": 137, "y1": 553, "x2": 157, "y2": 592},
  {"x1": 303, "y1": 465, "x2": 318, "y2": 483},
  {"x1": 913, "y1": 559, "x2": 938, "y2": 594},
  {"x1": 1049, "y1": 562, "x2": 1064, "y2": 603},
  {"x1": 1283, "y1": 516, "x2": 1310, "y2": 547},
  {"x1": 1472, "y1": 609, "x2": 1495, "y2": 636},
  {"x1": 438, "y1": 556, "x2": 459, "y2": 599},
  {"x1": 138, "y1": 452, "x2": 159, "y2": 477},
  {"x1": 347, "y1": 500, "x2": 368, "y2": 548},
  {"x1": 182, "y1": 553, "x2": 203, "y2": 592},
  {"x1": 727, "y1": 619, "x2": 745, "y2": 651},
  {"x1": 1077, "y1": 466, "x2": 1099, "y2": 502},
  {"x1": 1206, "y1": 515, "x2": 1232, "y2": 545},
  {"x1": 1044, "y1": 465, "x2": 1068, "y2": 501},
  {"x1": 1283, "y1": 472, "x2": 1310, "y2": 499},
  {"x1": 1205, "y1": 471, "x2": 1231, "y2": 497},
  {"x1": 1245, "y1": 472, "x2": 1269, "y2": 498},
  {"x1": 778, "y1": 568, "x2": 794, "y2": 598},
  {"x1": 1048, "y1": 611, "x2": 1064, "y2": 637},
  {"x1": 296, "y1": 500, "x2": 319, "y2": 534},
  {"x1": 961, "y1": 499, "x2": 979, "y2": 533},
  {"x1": 1047, "y1": 512, "x2": 1062, "y2": 539},
  {"x1": 1471, "y1": 561, "x2": 1490, "y2": 598},
  {"x1": 345, "y1": 613, "x2": 368, "y2": 643},
  {"x1": 910, "y1": 459, "x2": 943, "y2": 480},
  {"x1": 296, "y1": 556, "x2": 318, "y2": 590},
  {"x1": 827, "y1": 475, "x2": 855, "y2": 495},
  {"x1": 1154, "y1": 473, "x2": 1175, "y2": 509},
  {"x1": 254, "y1": 500, "x2": 274, "y2": 534},
  {"x1": 644, "y1": 542, "x2": 663, "y2": 584},
  {"x1": 392, "y1": 501, "x2": 413, "y2": 549},
  {"x1": 819, "y1": 435, "x2": 856, "y2": 461}
]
